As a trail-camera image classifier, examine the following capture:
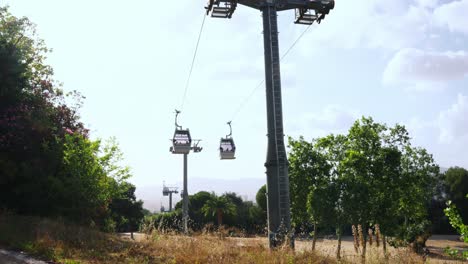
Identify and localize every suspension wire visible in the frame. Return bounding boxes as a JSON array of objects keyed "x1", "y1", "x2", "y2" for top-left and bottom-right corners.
[
  {"x1": 180, "y1": 13, "x2": 207, "y2": 111},
  {"x1": 229, "y1": 24, "x2": 312, "y2": 121}
]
